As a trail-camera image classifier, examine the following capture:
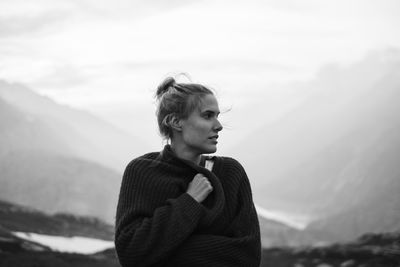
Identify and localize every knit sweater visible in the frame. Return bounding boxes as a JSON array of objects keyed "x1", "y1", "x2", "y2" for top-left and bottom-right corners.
[{"x1": 115, "y1": 145, "x2": 261, "y2": 267}]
